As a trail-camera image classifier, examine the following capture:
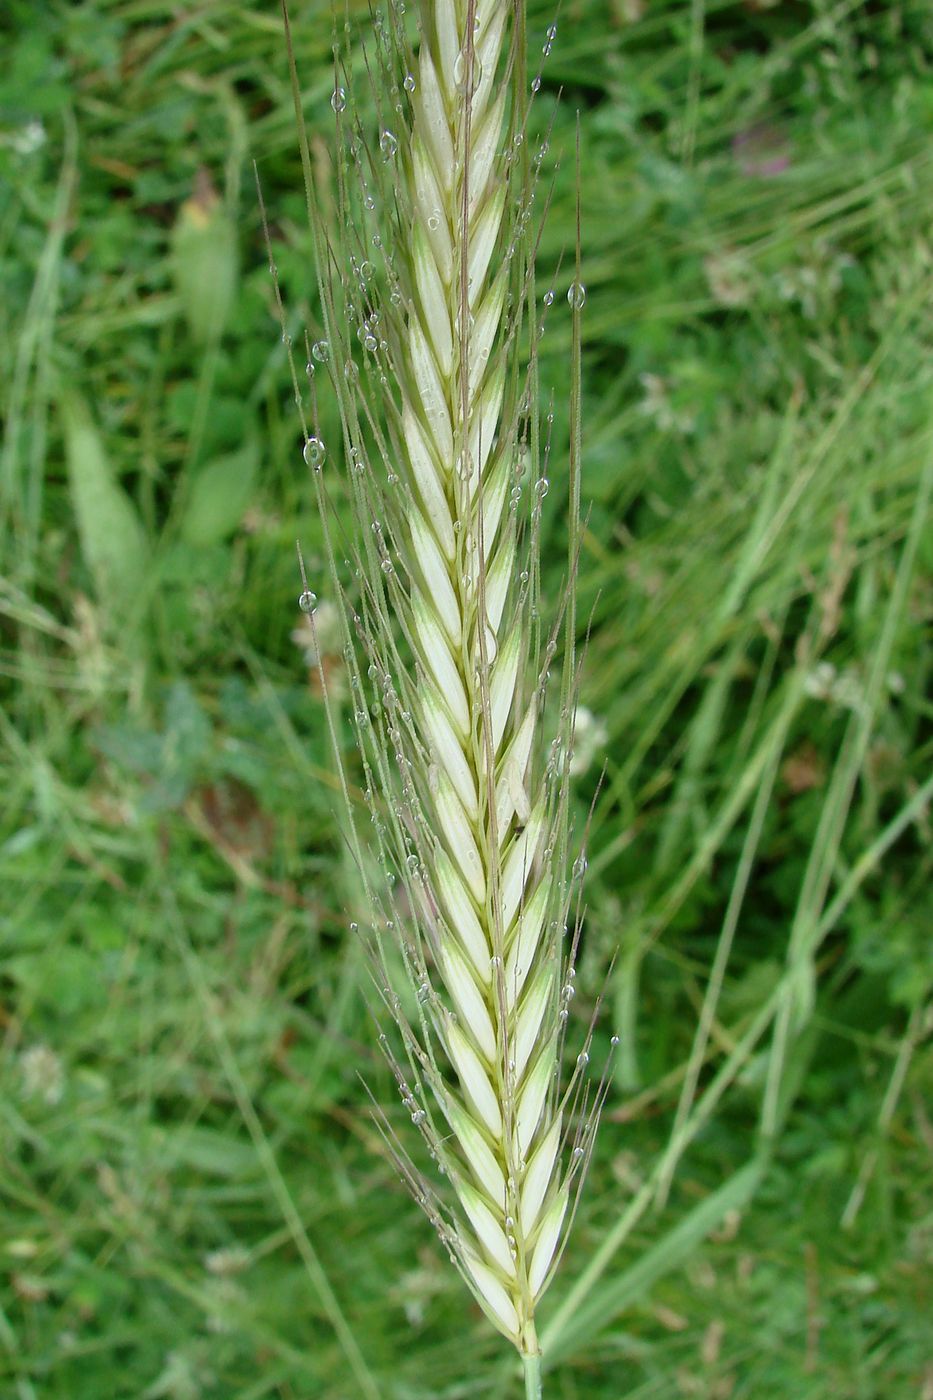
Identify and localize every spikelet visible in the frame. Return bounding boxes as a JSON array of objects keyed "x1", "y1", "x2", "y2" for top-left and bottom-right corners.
[{"x1": 281, "y1": 0, "x2": 594, "y2": 1373}]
